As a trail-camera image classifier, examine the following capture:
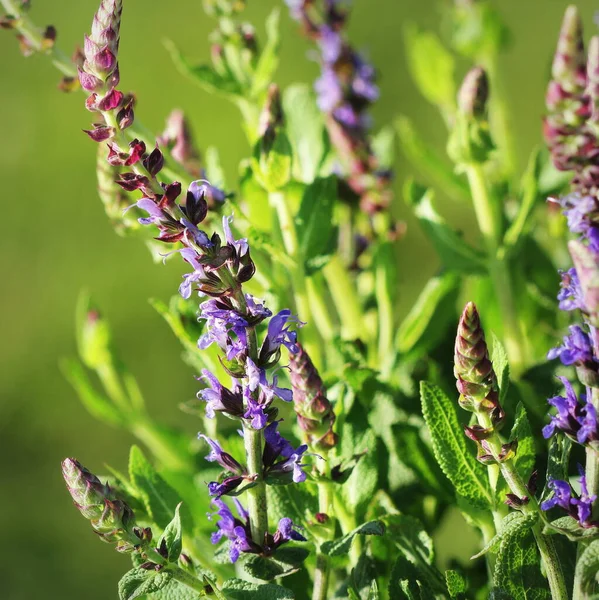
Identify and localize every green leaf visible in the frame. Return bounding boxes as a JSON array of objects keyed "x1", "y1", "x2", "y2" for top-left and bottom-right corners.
[
  {"x1": 367, "y1": 580, "x2": 380, "y2": 600},
  {"x1": 205, "y1": 146, "x2": 227, "y2": 190},
  {"x1": 575, "y1": 540, "x2": 599, "y2": 594},
  {"x1": 150, "y1": 579, "x2": 204, "y2": 600},
  {"x1": 321, "y1": 521, "x2": 385, "y2": 557},
  {"x1": 295, "y1": 176, "x2": 337, "y2": 274},
  {"x1": 471, "y1": 512, "x2": 537, "y2": 559},
  {"x1": 445, "y1": 570, "x2": 468, "y2": 598},
  {"x1": 266, "y1": 484, "x2": 318, "y2": 527},
  {"x1": 371, "y1": 126, "x2": 396, "y2": 170},
  {"x1": 395, "y1": 271, "x2": 460, "y2": 355},
  {"x1": 544, "y1": 516, "x2": 599, "y2": 542},
  {"x1": 243, "y1": 547, "x2": 309, "y2": 581},
  {"x1": 221, "y1": 578, "x2": 294, "y2": 599},
  {"x1": 252, "y1": 132, "x2": 292, "y2": 192},
  {"x1": 250, "y1": 9, "x2": 280, "y2": 97},
  {"x1": 510, "y1": 403, "x2": 536, "y2": 483},
  {"x1": 388, "y1": 554, "x2": 434, "y2": 600},
  {"x1": 395, "y1": 116, "x2": 469, "y2": 203},
  {"x1": 128, "y1": 445, "x2": 182, "y2": 529},
  {"x1": 118, "y1": 568, "x2": 171, "y2": 600},
  {"x1": 420, "y1": 381, "x2": 493, "y2": 509},
  {"x1": 404, "y1": 179, "x2": 486, "y2": 273},
  {"x1": 283, "y1": 84, "x2": 326, "y2": 183},
  {"x1": 61, "y1": 358, "x2": 124, "y2": 427},
  {"x1": 493, "y1": 524, "x2": 551, "y2": 599},
  {"x1": 541, "y1": 435, "x2": 572, "y2": 505},
  {"x1": 490, "y1": 334, "x2": 510, "y2": 404},
  {"x1": 404, "y1": 24, "x2": 456, "y2": 109},
  {"x1": 158, "y1": 503, "x2": 183, "y2": 562}
]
